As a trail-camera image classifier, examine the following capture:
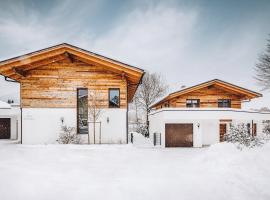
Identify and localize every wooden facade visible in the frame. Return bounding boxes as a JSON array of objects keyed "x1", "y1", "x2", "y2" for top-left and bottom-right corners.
[
  {"x1": 151, "y1": 79, "x2": 262, "y2": 110},
  {"x1": 0, "y1": 44, "x2": 144, "y2": 109}
]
